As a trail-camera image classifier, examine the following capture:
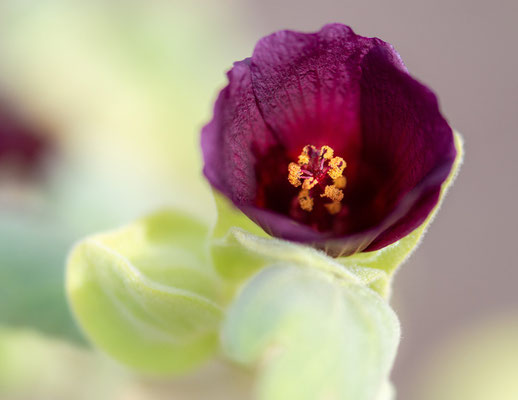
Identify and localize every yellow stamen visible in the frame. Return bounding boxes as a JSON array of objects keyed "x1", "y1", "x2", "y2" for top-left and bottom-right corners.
[
  {"x1": 302, "y1": 177, "x2": 318, "y2": 190},
  {"x1": 325, "y1": 201, "x2": 342, "y2": 215},
  {"x1": 298, "y1": 145, "x2": 316, "y2": 165},
  {"x1": 328, "y1": 157, "x2": 346, "y2": 180},
  {"x1": 320, "y1": 145, "x2": 334, "y2": 160},
  {"x1": 334, "y1": 175, "x2": 347, "y2": 189},
  {"x1": 298, "y1": 189, "x2": 314, "y2": 212},
  {"x1": 321, "y1": 185, "x2": 344, "y2": 202},
  {"x1": 288, "y1": 162, "x2": 302, "y2": 187},
  {"x1": 287, "y1": 144, "x2": 347, "y2": 215},
  {"x1": 298, "y1": 153, "x2": 310, "y2": 165}
]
